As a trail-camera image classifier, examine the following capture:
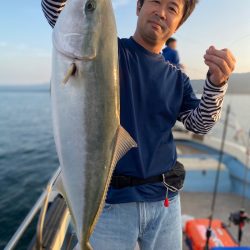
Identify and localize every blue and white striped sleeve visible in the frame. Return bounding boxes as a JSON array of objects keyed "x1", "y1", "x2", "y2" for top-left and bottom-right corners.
[
  {"x1": 178, "y1": 77, "x2": 228, "y2": 134},
  {"x1": 41, "y1": 0, "x2": 66, "y2": 28}
]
